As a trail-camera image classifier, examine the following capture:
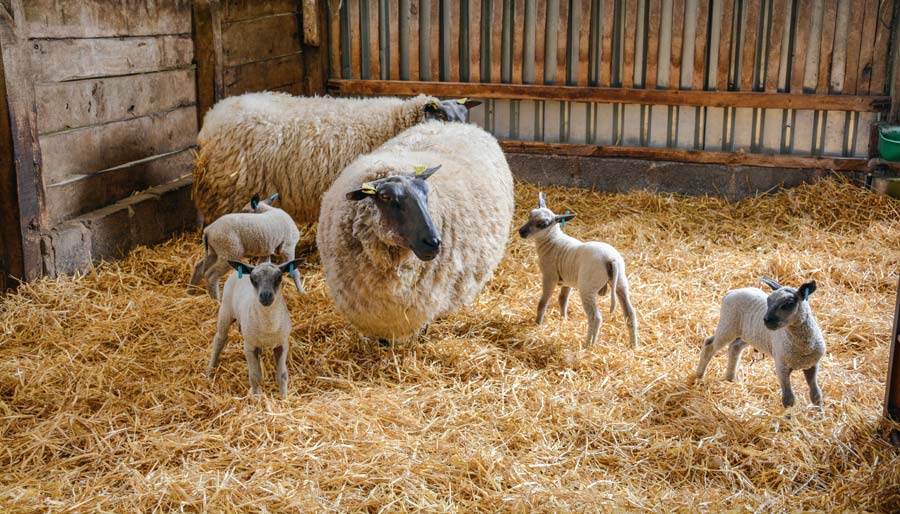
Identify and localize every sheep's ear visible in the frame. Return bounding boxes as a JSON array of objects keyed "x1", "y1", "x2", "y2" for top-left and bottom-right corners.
[
  {"x1": 462, "y1": 99, "x2": 482, "y2": 110},
  {"x1": 228, "y1": 260, "x2": 254, "y2": 279},
  {"x1": 250, "y1": 193, "x2": 260, "y2": 210},
  {"x1": 279, "y1": 259, "x2": 303, "y2": 275},
  {"x1": 759, "y1": 277, "x2": 783, "y2": 291},
  {"x1": 555, "y1": 213, "x2": 576, "y2": 223},
  {"x1": 346, "y1": 181, "x2": 378, "y2": 201},
  {"x1": 424, "y1": 100, "x2": 441, "y2": 113},
  {"x1": 538, "y1": 192, "x2": 547, "y2": 209},
  {"x1": 798, "y1": 280, "x2": 817, "y2": 301},
  {"x1": 263, "y1": 192, "x2": 279, "y2": 205},
  {"x1": 418, "y1": 164, "x2": 442, "y2": 180}
]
